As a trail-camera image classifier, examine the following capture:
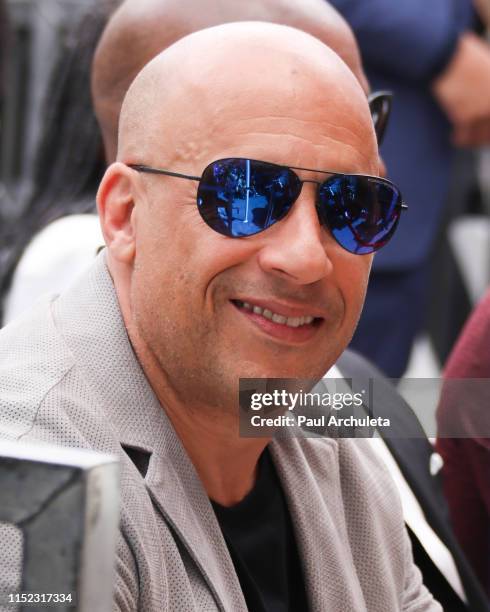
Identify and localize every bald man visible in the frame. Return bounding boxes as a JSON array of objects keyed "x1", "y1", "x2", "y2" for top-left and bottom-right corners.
[{"x1": 0, "y1": 22, "x2": 441, "y2": 611}]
